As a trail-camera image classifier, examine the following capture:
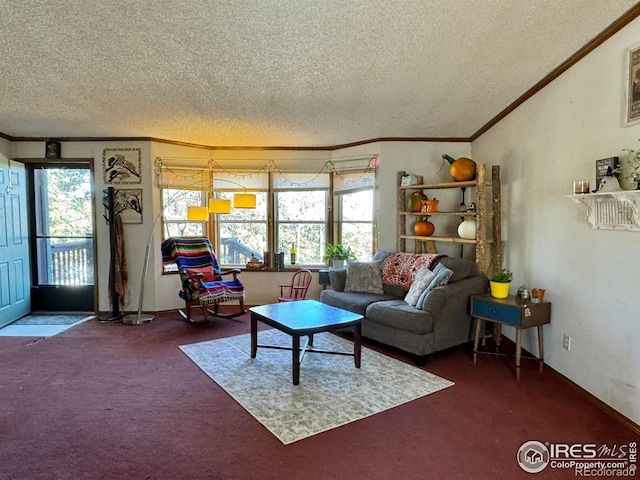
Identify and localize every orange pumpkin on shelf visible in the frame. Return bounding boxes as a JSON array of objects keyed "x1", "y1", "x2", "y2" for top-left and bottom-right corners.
[
  {"x1": 414, "y1": 220, "x2": 435, "y2": 237},
  {"x1": 442, "y1": 154, "x2": 476, "y2": 182}
]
